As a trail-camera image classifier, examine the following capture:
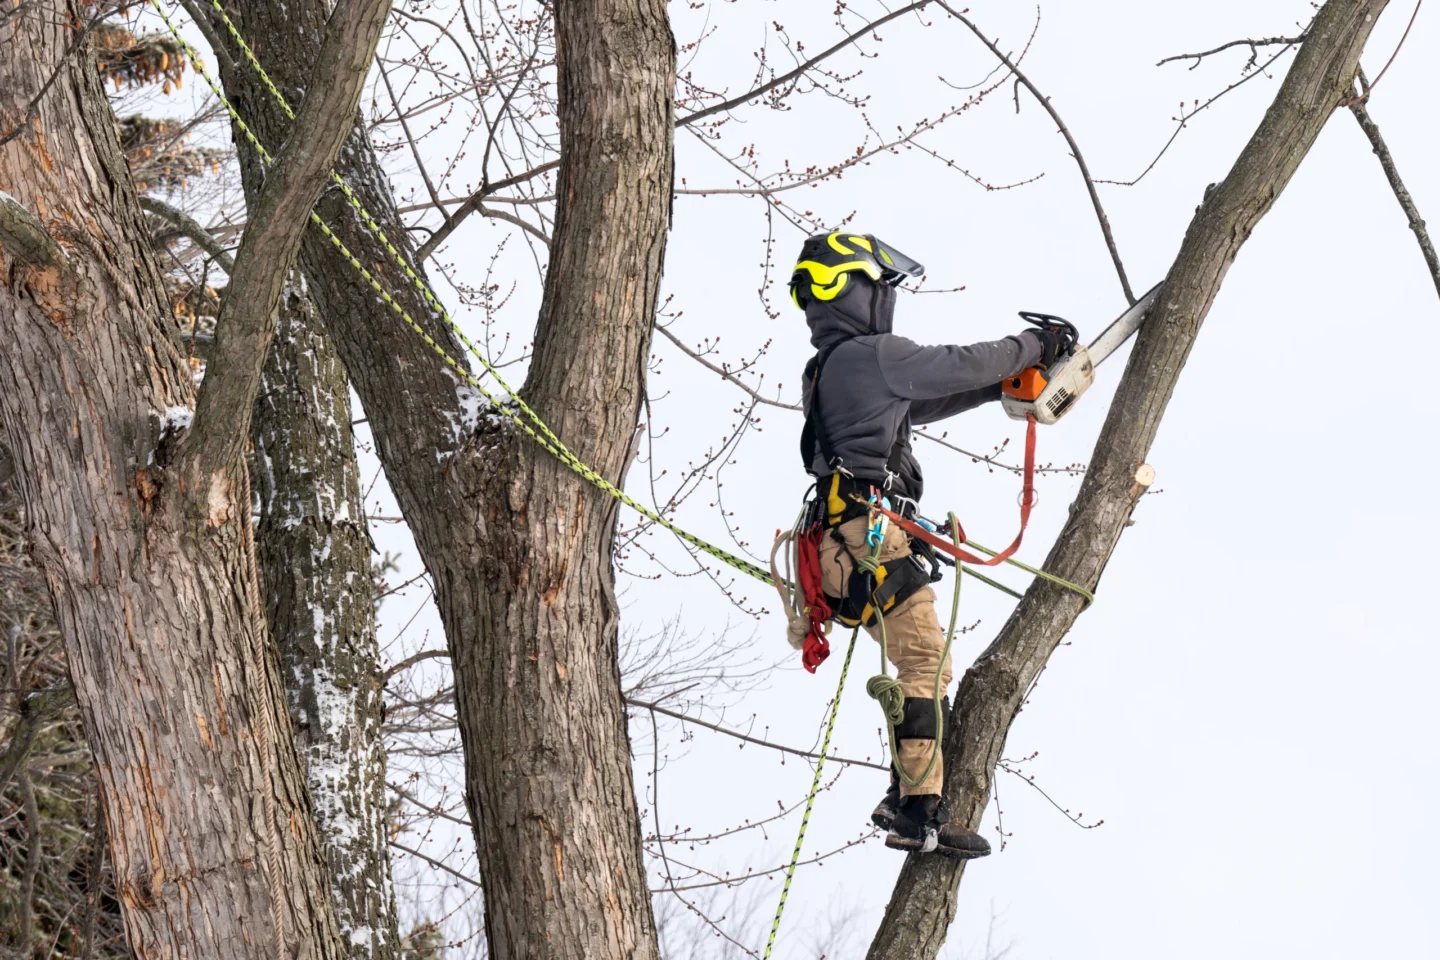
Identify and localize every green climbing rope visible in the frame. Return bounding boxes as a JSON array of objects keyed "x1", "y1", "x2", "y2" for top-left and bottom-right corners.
[
  {"x1": 864, "y1": 511, "x2": 964, "y2": 792},
  {"x1": 762, "y1": 626, "x2": 860, "y2": 959},
  {"x1": 146, "y1": 0, "x2": 777, "y2": 585},
  {"x1": 146, "y1": 5, "x2": 1111, "y2": 951},
  {"x1": 146, "y1": 0, "x2": 1098, "y2": 610}
]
